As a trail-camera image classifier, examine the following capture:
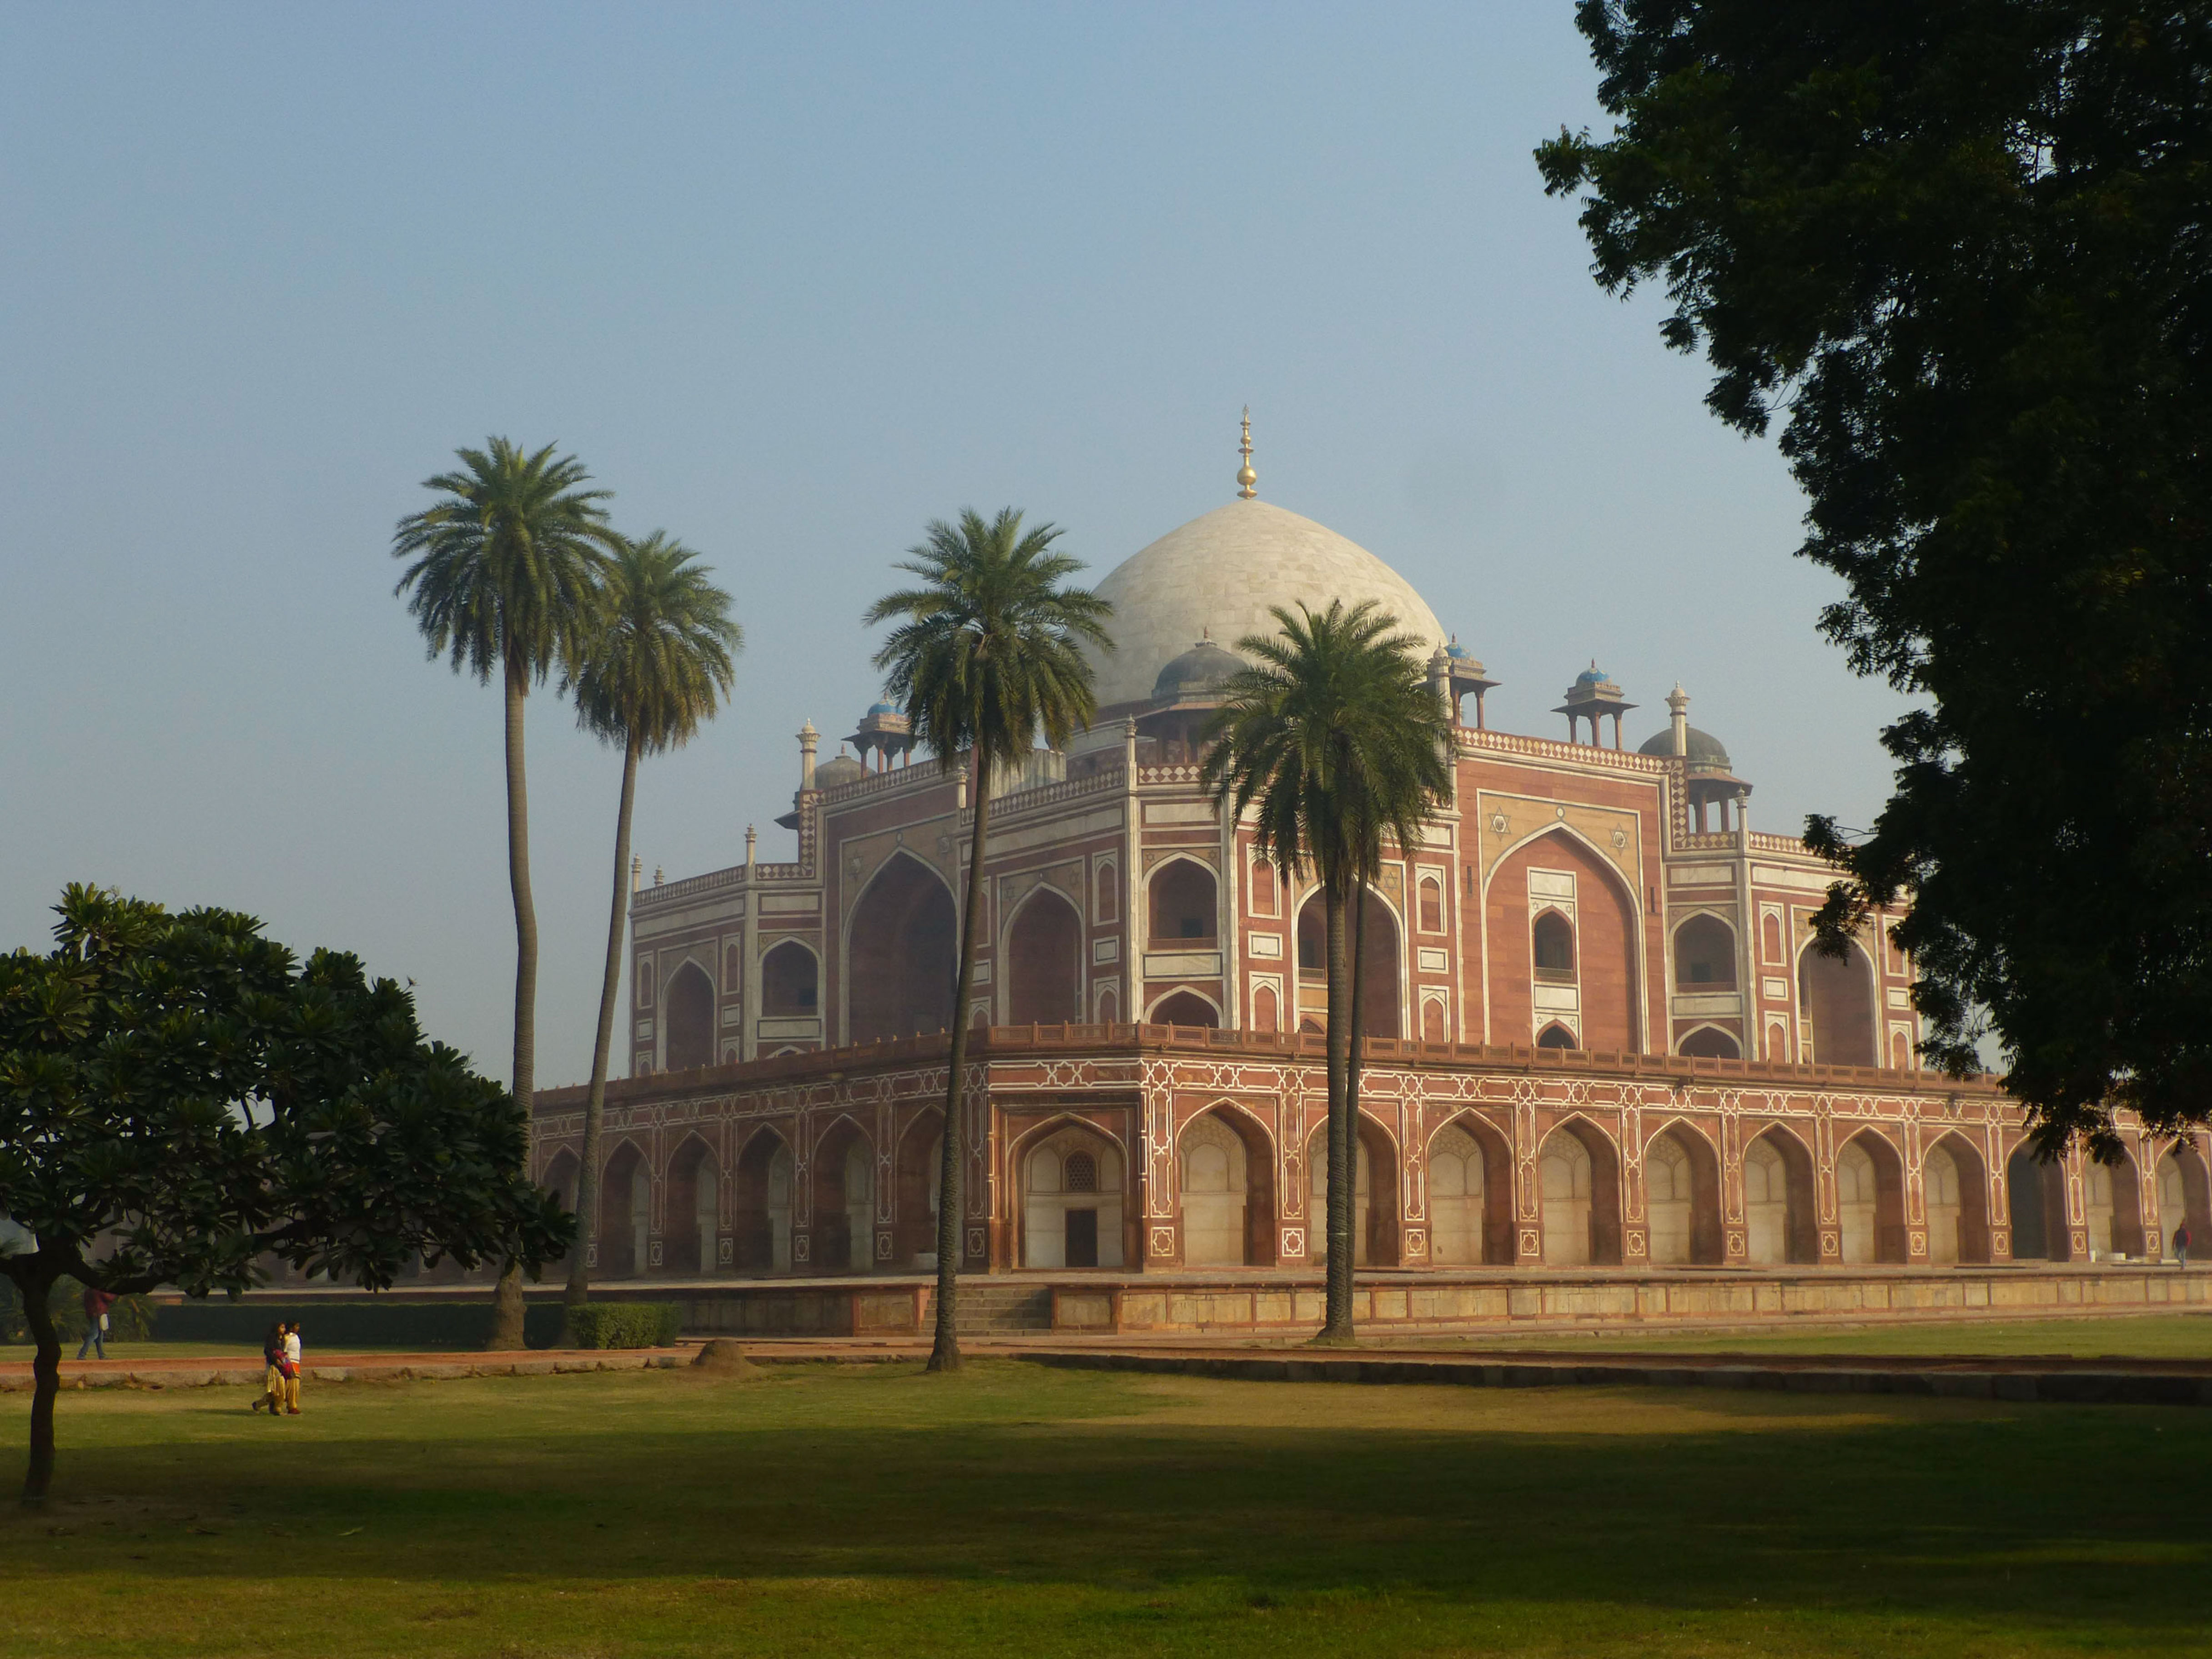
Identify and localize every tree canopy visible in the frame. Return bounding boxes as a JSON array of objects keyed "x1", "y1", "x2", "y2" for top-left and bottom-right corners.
[
  {"x1": 1538, "y1": 3, "x2": 2212, "y2": 1148},
  {"x1": 0, "y1": 885, "x2": 571, "y2": 1500}
]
